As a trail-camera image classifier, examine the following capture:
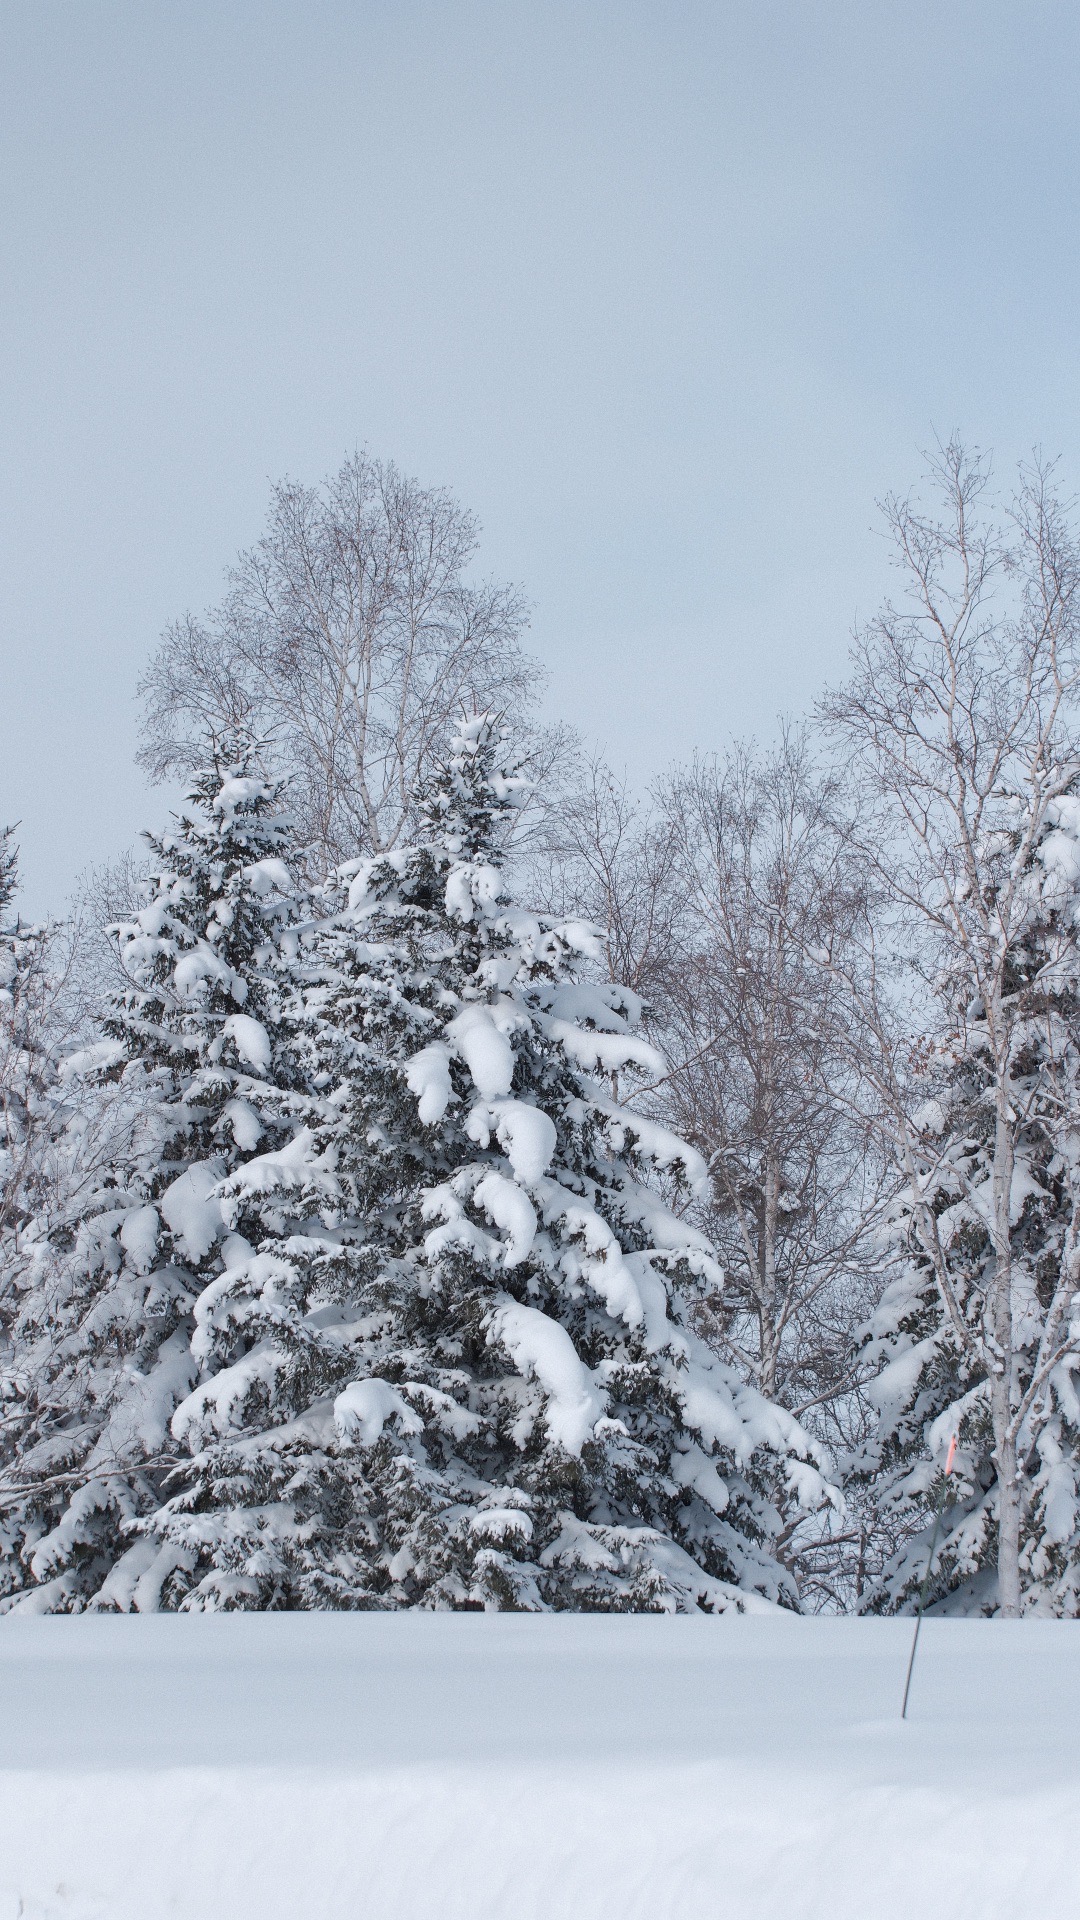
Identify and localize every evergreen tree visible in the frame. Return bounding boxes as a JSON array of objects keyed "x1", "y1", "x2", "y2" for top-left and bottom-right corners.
[
  {"x1": 0, "y1": 829, "x2": 80, "y2": 1448},
  {"x1": 147, "y1": 718, "x2": 834, "y2": 1612},
  {"x1": 857, "y1": 788, "x2": 1080, "y2": 1615},
  {"x1": 0, "y1": 737, "x2": 307, "y2": 1612},
  {"x1": 0, "y1": 830, "x2": 62, "y2": 1274}
]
